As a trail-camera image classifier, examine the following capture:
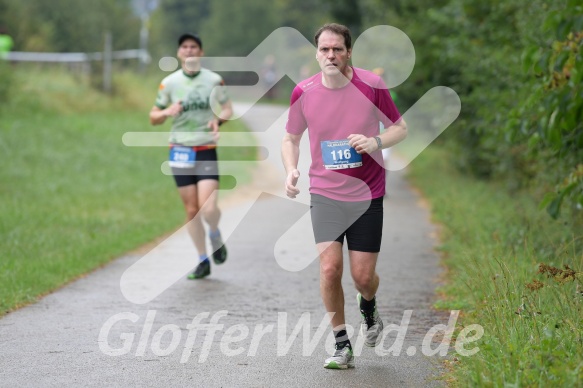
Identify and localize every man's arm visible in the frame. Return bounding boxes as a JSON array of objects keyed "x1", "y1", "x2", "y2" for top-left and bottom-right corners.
[
  {"x1": 348, "y1": 118, "x2": 407, "y2": 154},
  {"x1": 281, "y1": 132, "x2": 303, "y2": 199},
  {"x1": 207, "y1": 100, "x2": 234, "y2": 141},
  {"x1": 149, "y1": 102, "x2": 182, "y2": 126},
  {"x1": 376, "y1": 118, "x2": 408, "y2": 150},
  {"x1": 209, "y1": 79, "x2": 234, "y2": 130},
  {"x1": 218, "y1": 100, "x2": 233, "y2": 123}
]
